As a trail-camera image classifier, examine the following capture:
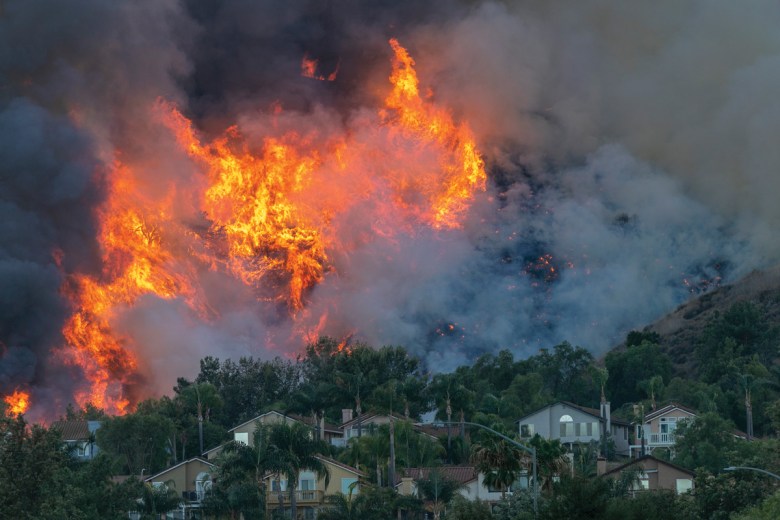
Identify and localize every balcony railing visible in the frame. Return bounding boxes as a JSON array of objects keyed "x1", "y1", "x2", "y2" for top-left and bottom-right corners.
[
  {"x1": 266, "y1": 489, "x2": 324, "y2": 504},
  {"x1": 648, "y1": 432, "x2": 675, "y2": 445}
]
